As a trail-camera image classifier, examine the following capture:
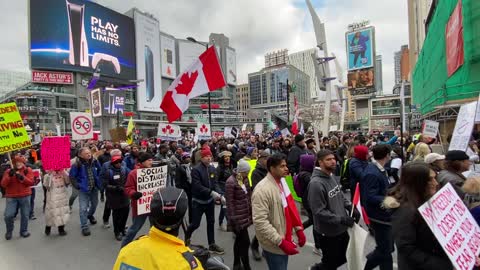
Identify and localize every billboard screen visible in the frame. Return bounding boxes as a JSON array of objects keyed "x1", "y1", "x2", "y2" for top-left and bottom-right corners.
[
  {"x1": 346, "y1": 27, "x2": 374, "y2": 71},
  {"x1": 32, "y1": 70, "x2": 73, "y2": 84},
  {"x1": 178, "y1": 40, "x2": 206, "y2": 73},
  {"x1": 133, "y1": 10, "x2": 162, "y2": 112},
  {"x1": 160, "y1": 35, "x2": 177, "y2": 79},
  {"x1": 347, "y1": 67, "x2": 374, "y2": 90},
  {"x1": 103, "y1": 88, "x2": 125, "y2": 115},
  {"x1": 29, "y1": 0, "x2": 136, "y2": 80},
  {"x1": 226, "y1": 47, "x2": 237, "y2": 85}
]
